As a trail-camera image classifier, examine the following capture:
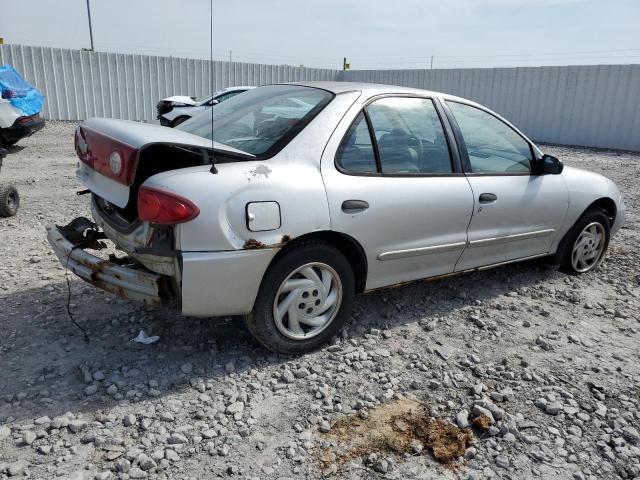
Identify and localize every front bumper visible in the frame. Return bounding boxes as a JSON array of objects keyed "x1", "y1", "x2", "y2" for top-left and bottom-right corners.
[
  {"x1": 46, "y1": 221, "x2": 173, "y2": 307},
  {"x1": 1, "y1": 114, "x2": 45, "y2": 143}
]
